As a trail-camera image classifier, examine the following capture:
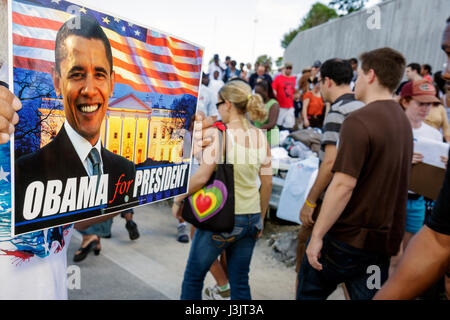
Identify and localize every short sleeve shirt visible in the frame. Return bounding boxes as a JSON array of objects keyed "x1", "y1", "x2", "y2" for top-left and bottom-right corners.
[
  {"x1": 272, "y1": 75, "x2": 296, "y2": 109},
  {"x1": 303, "y1": 91, "x2": 324, "y2": 116},
  {"x1": 330, "y1": 100, "x2": 413, "y2": 256},
  {"x1": 319, "y1": 94, "x2": 364, "y2": 161}
]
